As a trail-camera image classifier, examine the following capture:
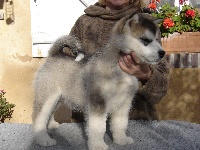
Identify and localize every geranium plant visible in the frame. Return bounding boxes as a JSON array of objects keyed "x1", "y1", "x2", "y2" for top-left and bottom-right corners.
[
  {"x1": 0, "y1": 90, "x2": 15, "y2": 123},
  {"x1": 148, "y1": 0, "x2": 200, "y2": 37}
]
